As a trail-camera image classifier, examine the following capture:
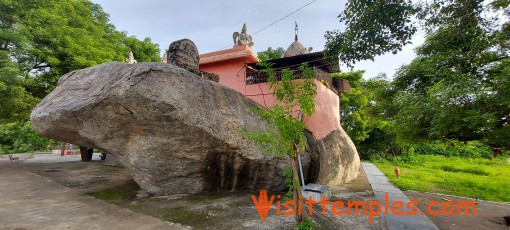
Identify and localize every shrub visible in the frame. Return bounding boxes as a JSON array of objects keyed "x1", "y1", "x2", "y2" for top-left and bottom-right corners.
[
  {"x1": 0, "y1": 121, "x2": 54, "y2": 154},
  {"x1": 295, "y1": 218, "x2": 316, "y2": 230}
]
